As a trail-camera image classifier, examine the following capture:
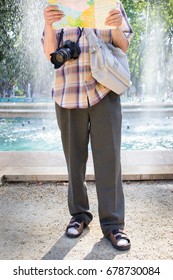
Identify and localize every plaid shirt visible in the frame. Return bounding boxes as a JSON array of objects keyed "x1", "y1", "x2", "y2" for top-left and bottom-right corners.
[{"x1": 43, "y1": 1, "x2": 133, "y2": 109}]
